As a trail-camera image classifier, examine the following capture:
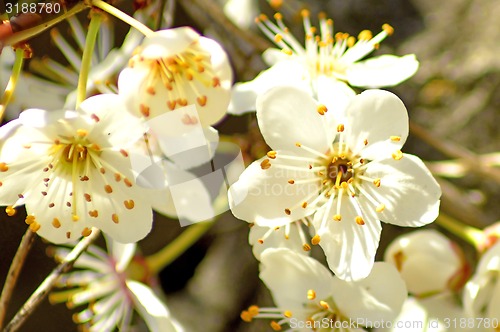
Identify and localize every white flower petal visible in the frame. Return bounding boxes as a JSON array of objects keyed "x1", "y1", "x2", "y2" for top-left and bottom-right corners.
[
  {"x1": 140, "y1": 27, "x2": 199, "y2": 59},
  {"x1": 262, "y1": 48, "x2": 293, "y2": 66},
  {"x1": 345, "y1": 90, "x2": 408, "y2": 159},
  {"x1": 228, "y1": 60, "x2": 310, "y2": 115},
  {"x1": 104, "y1": 235, "x2": 137, "y2": 272},
  {"x1": 346, "y1": 54, "x2": 419, "y2": 88},
  {"x1": 364, "y1": 154, "x2": 441, "y2": 227},
  {"x1": 229, "y1": 155, "x2": 319, "y2": 227},
  {"x1": 314, "y1": 199, "x2": 382, "y2": 281},
  {"x1": 223, "y1": 0, "x2": 259, "y2": 29},
  {"x1": 126, "y1": 280, "x2": 182, "y2": 332},
  {"x1": 260, "y1": 248, "x2": 335, "y2": 310},
  {"x1": 257, "y1": 86, "x2": 329, "y2": 152},
  {"x1": 332, "y1": 262, "x2": 407, "y2": 322},
  {"x1": 249, "y1": 223, "x2": 306, "y2": 260}
]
